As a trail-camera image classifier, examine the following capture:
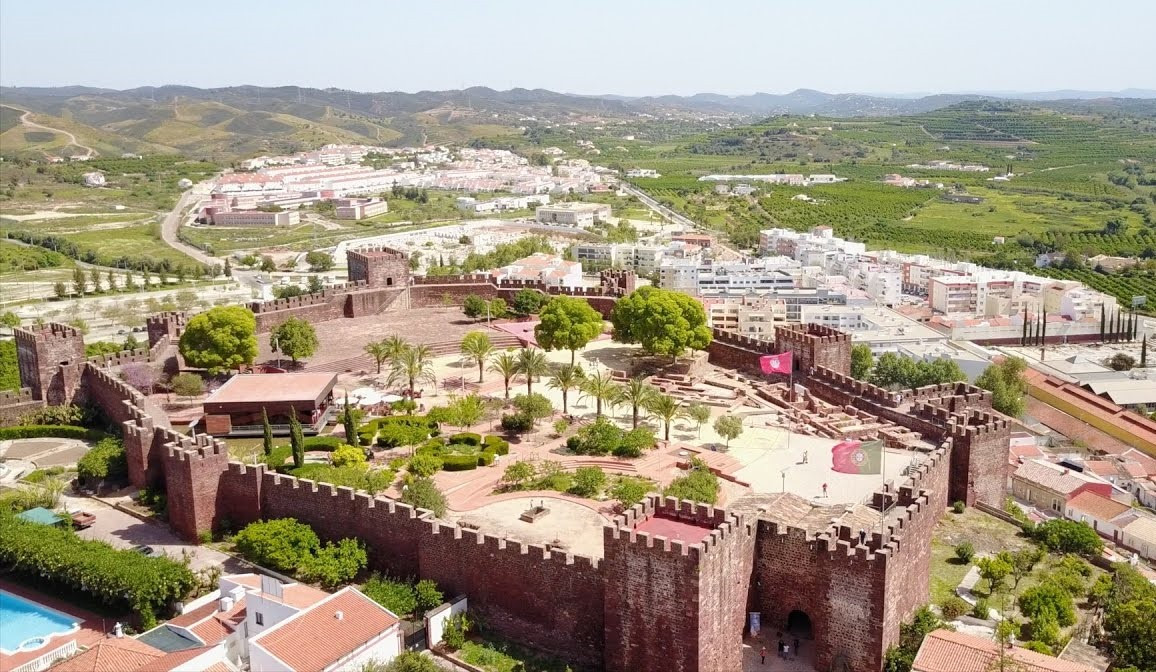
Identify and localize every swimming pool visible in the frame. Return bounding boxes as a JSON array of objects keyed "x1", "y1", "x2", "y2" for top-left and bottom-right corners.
[{"x1": 0, "y1": 590, "x2": 80, "y2": 655}]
